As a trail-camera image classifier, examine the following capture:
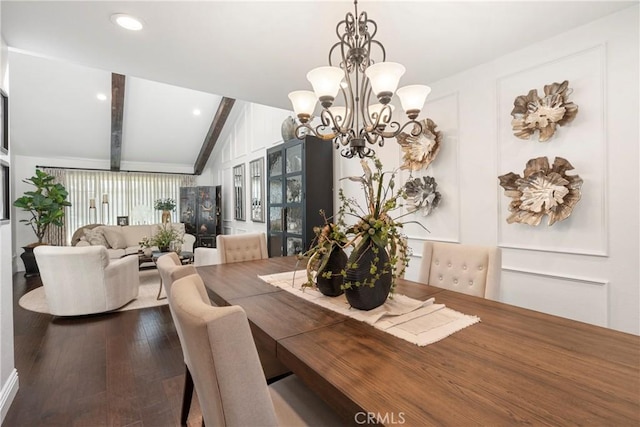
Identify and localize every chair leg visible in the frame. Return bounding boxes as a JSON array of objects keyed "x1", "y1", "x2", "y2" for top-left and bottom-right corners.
[{"x1": 181, "y1": 364, "x2": 194, "y2": 426}]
